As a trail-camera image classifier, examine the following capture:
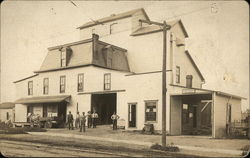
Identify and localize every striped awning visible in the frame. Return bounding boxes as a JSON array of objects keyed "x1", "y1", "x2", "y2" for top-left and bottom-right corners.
[{"x1": 15, "y1": 95, "x2": 71, "y2": 104}]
